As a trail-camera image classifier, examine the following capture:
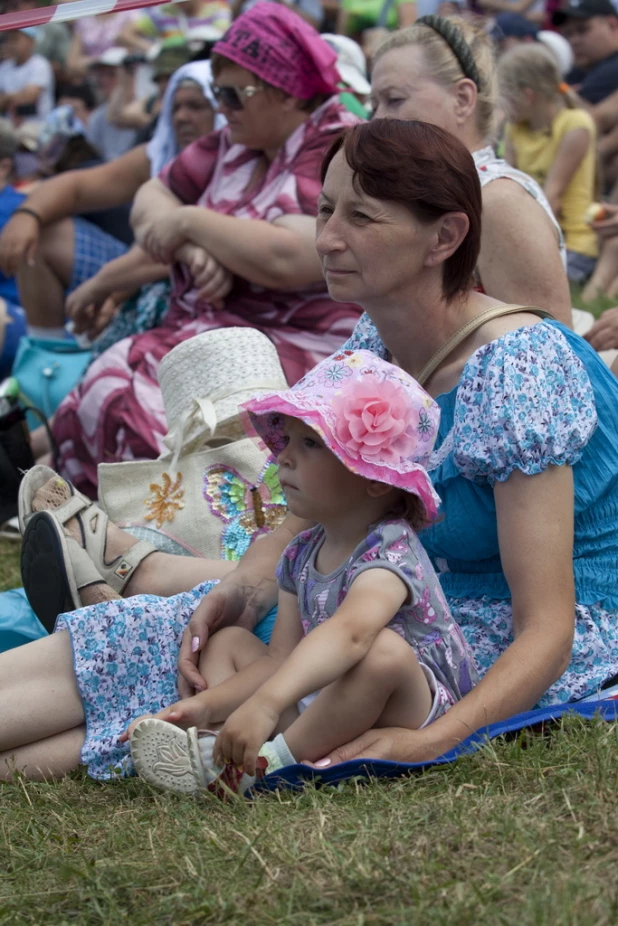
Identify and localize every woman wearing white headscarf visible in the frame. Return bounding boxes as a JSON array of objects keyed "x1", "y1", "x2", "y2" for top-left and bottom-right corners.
[{"x1": 66, "y1": 61, "x2": 226, "y2": 351}]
